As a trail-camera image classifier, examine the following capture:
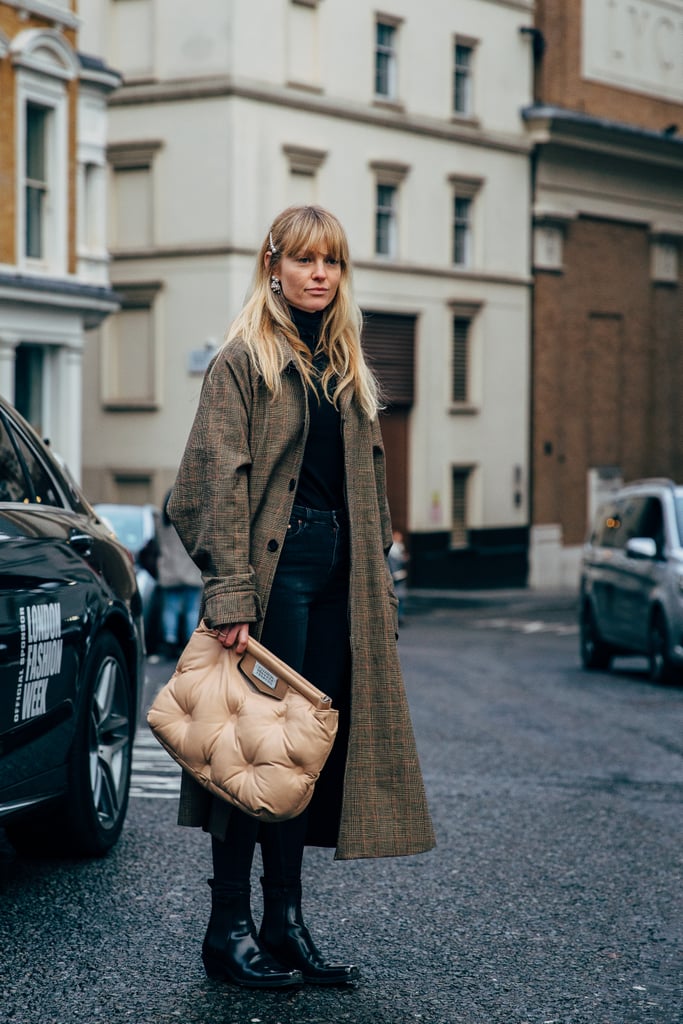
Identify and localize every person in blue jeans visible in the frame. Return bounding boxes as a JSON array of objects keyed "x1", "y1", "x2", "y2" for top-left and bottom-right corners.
[{"x1": 157, "y1": 490, "x2": 202, "y2": 657}]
